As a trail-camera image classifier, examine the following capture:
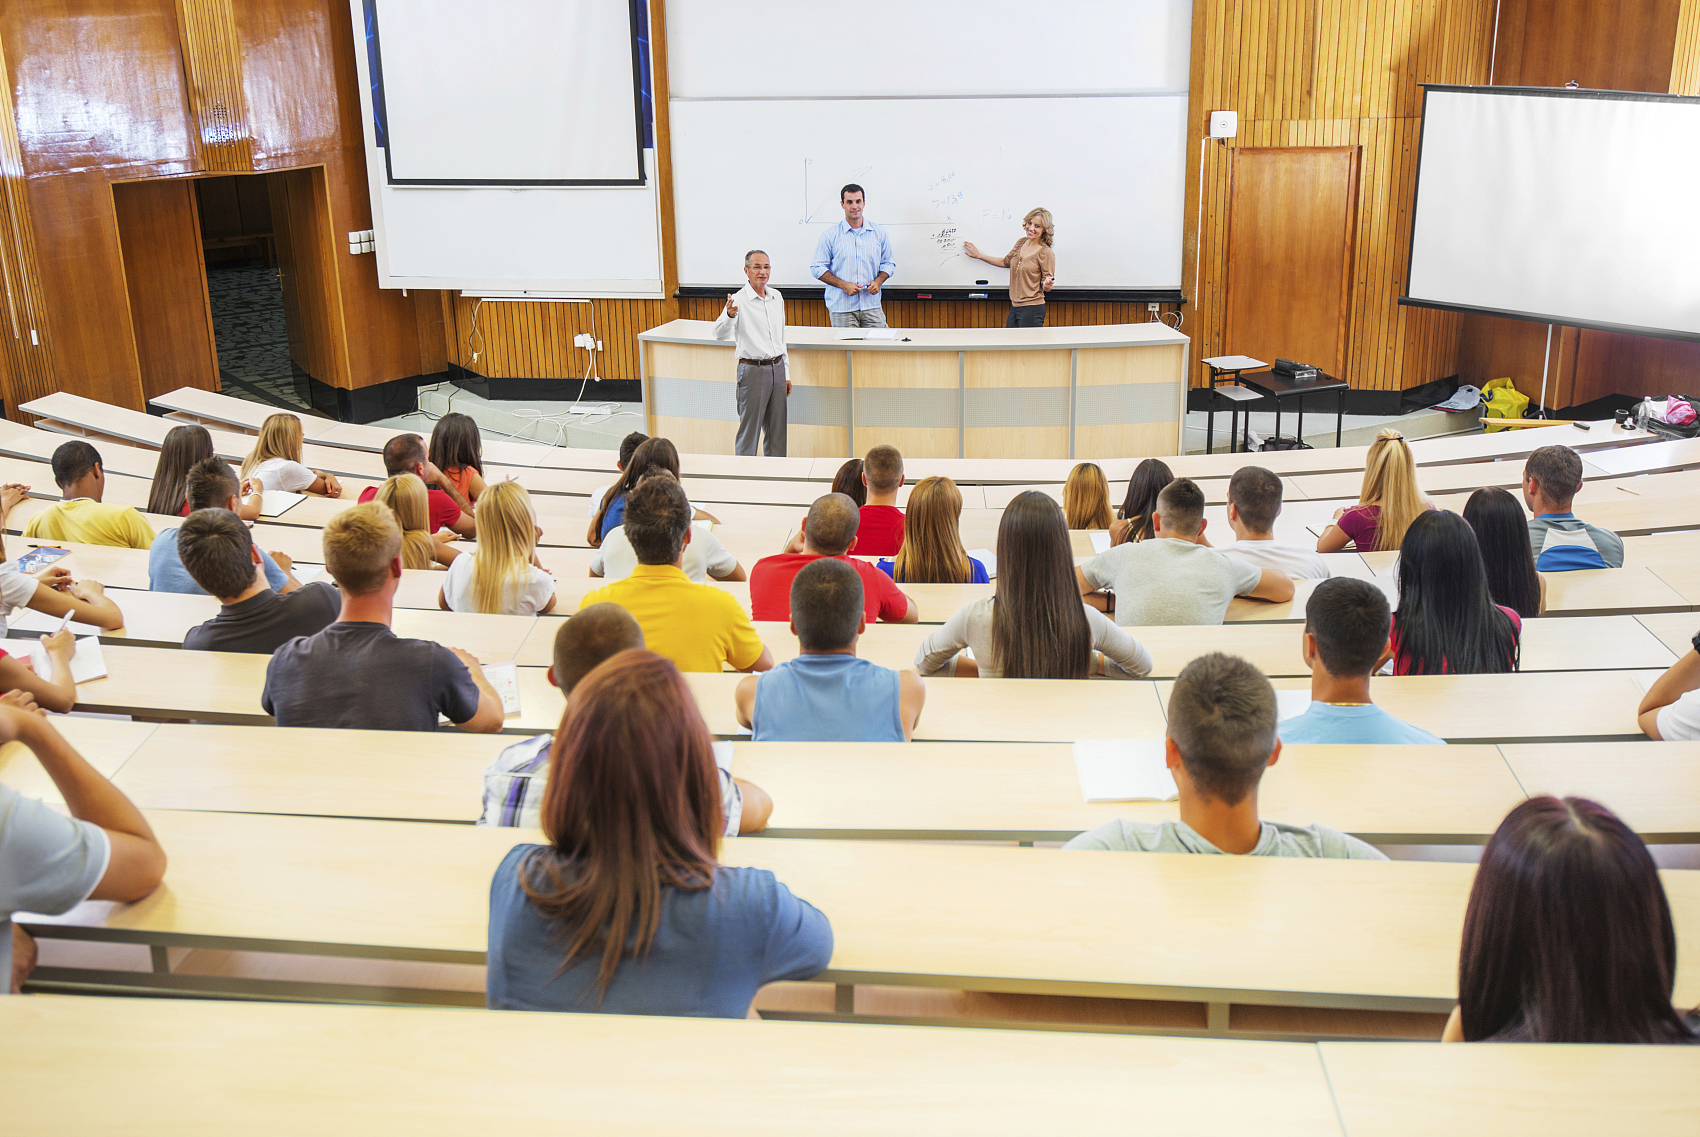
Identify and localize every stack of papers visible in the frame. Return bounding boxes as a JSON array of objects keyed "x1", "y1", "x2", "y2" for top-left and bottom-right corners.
[
  {"x1": 29, "y1": 636, "x2": 108, "y2": 684},
  {"x1": 1073, "y1": 739, "x2": 1178, "y2": 803}
]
